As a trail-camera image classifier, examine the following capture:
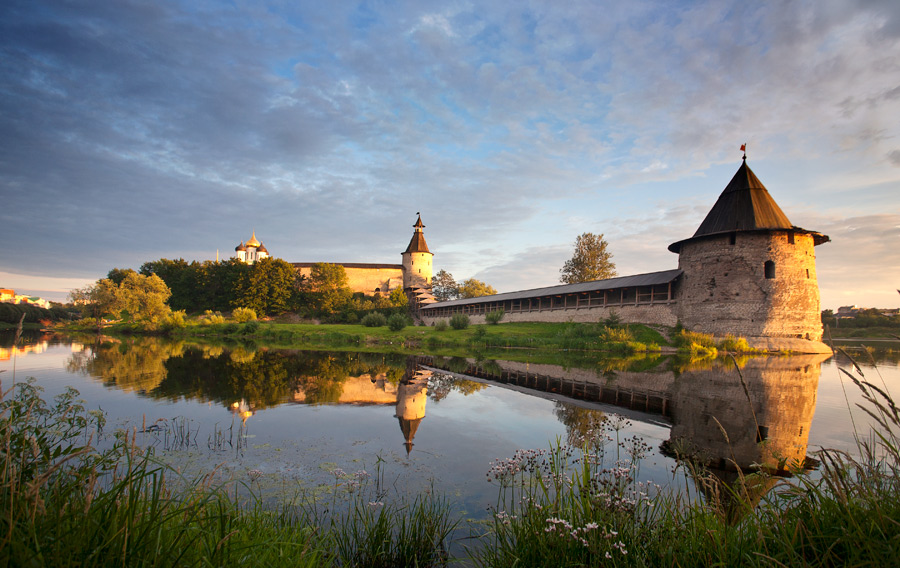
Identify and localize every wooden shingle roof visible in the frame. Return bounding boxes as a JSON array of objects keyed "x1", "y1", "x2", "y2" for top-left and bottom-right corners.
[
  {"x1": 404, "y1": 214, "x2": 431, "y2": 254},
  {"x1": 668, "y1": 159, "x2": 828, "y2": 252}
]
